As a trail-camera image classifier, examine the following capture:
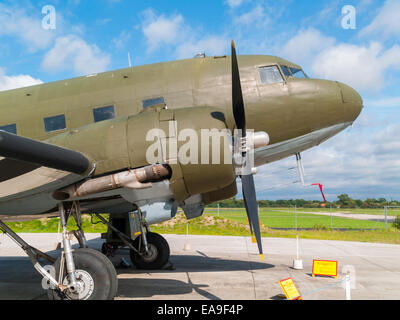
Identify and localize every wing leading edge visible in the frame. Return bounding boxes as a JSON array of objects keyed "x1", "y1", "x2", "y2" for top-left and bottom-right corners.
[{"x1": 0, "y1": 130, "x2": 91, "y2": 176}]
